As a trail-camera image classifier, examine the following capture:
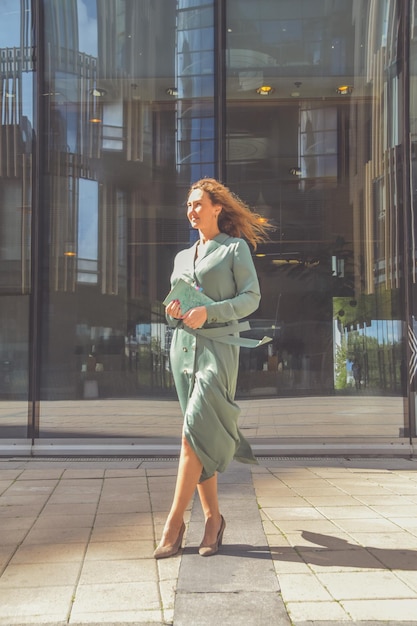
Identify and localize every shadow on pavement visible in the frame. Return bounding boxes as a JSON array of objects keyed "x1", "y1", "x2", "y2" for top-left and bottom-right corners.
[{"x1": 270, "y1": 530, "x2": 417, "y2": 571}]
